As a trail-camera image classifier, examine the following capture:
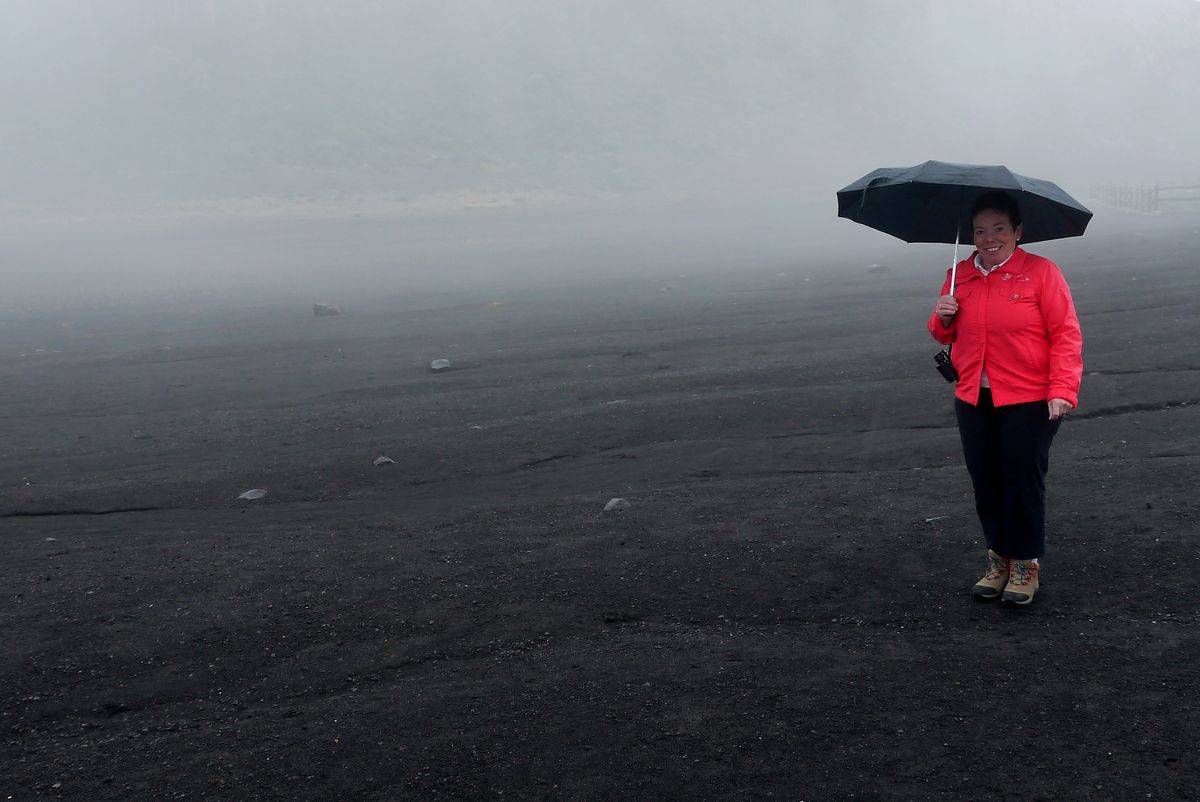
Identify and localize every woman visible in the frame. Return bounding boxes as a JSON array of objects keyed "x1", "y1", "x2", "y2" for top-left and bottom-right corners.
[{"x1": 928, "y1": 191, "x2": 1083, "y2": 605}]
